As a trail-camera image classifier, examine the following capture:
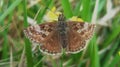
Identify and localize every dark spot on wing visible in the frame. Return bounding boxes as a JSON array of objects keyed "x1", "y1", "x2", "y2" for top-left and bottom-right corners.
[
  {"x1": 42, "y1": 34, "x2": 47, "y2": 38},
  {"x1": 48, "y1": 28, "x2": 52, "y2": 32}
]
